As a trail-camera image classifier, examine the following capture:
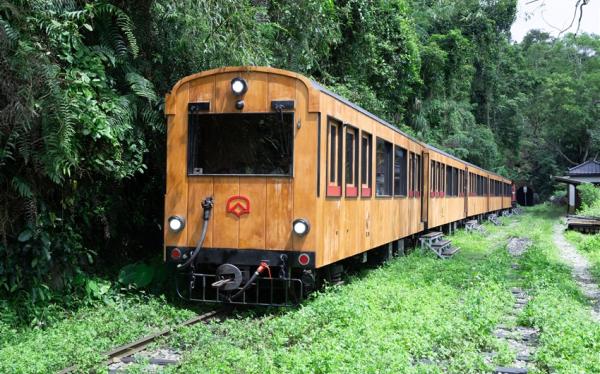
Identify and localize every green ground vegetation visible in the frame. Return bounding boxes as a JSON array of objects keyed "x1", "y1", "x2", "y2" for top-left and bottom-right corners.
[
  {"x1": 139, "y1": 205, "x2": 600, "y2": 373},
  {"x1": 2, "y1": 205, "x2": 599, "y2": 373},
  {"x1": 565, "y1": 230, "x2": 600, "y2": 280},
  {"x1": 0, "y1": 293, "x2": 197, "y2": 373},
  {"x1": 565, "y1": 183, "x2": 600, "y2": 278},
  {"x1": 576, "y1": 183, "x2": 600, "y2": 217},
  {"x1": 508, "y1": 205, "x2": 600, "y2": 373}
]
